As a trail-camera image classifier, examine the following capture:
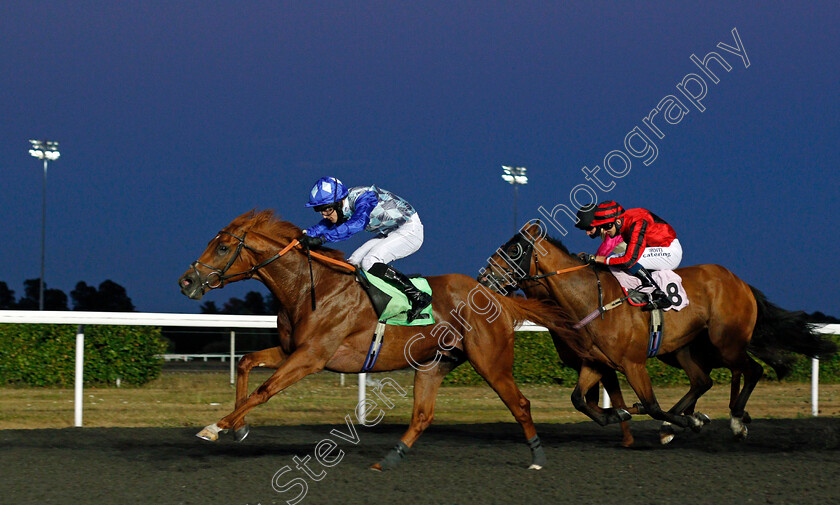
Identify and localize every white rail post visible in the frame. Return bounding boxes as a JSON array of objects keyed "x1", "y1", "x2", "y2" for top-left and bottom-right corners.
[
  {"x1": 358, "y1": 373, "x2": 366, "y2": 424},
  {"x1": 811, "y1": 358, "x2": 819, "y2": 417},
  {"x1": 230, "y1": 330, "x2": 236, "y2": 386},
  {"x1": 601, "y1": 386, "x2": 611, "y2": 408},
  {"x1": 74, "y1": 325, "x2": 85, "y2": 427}
]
